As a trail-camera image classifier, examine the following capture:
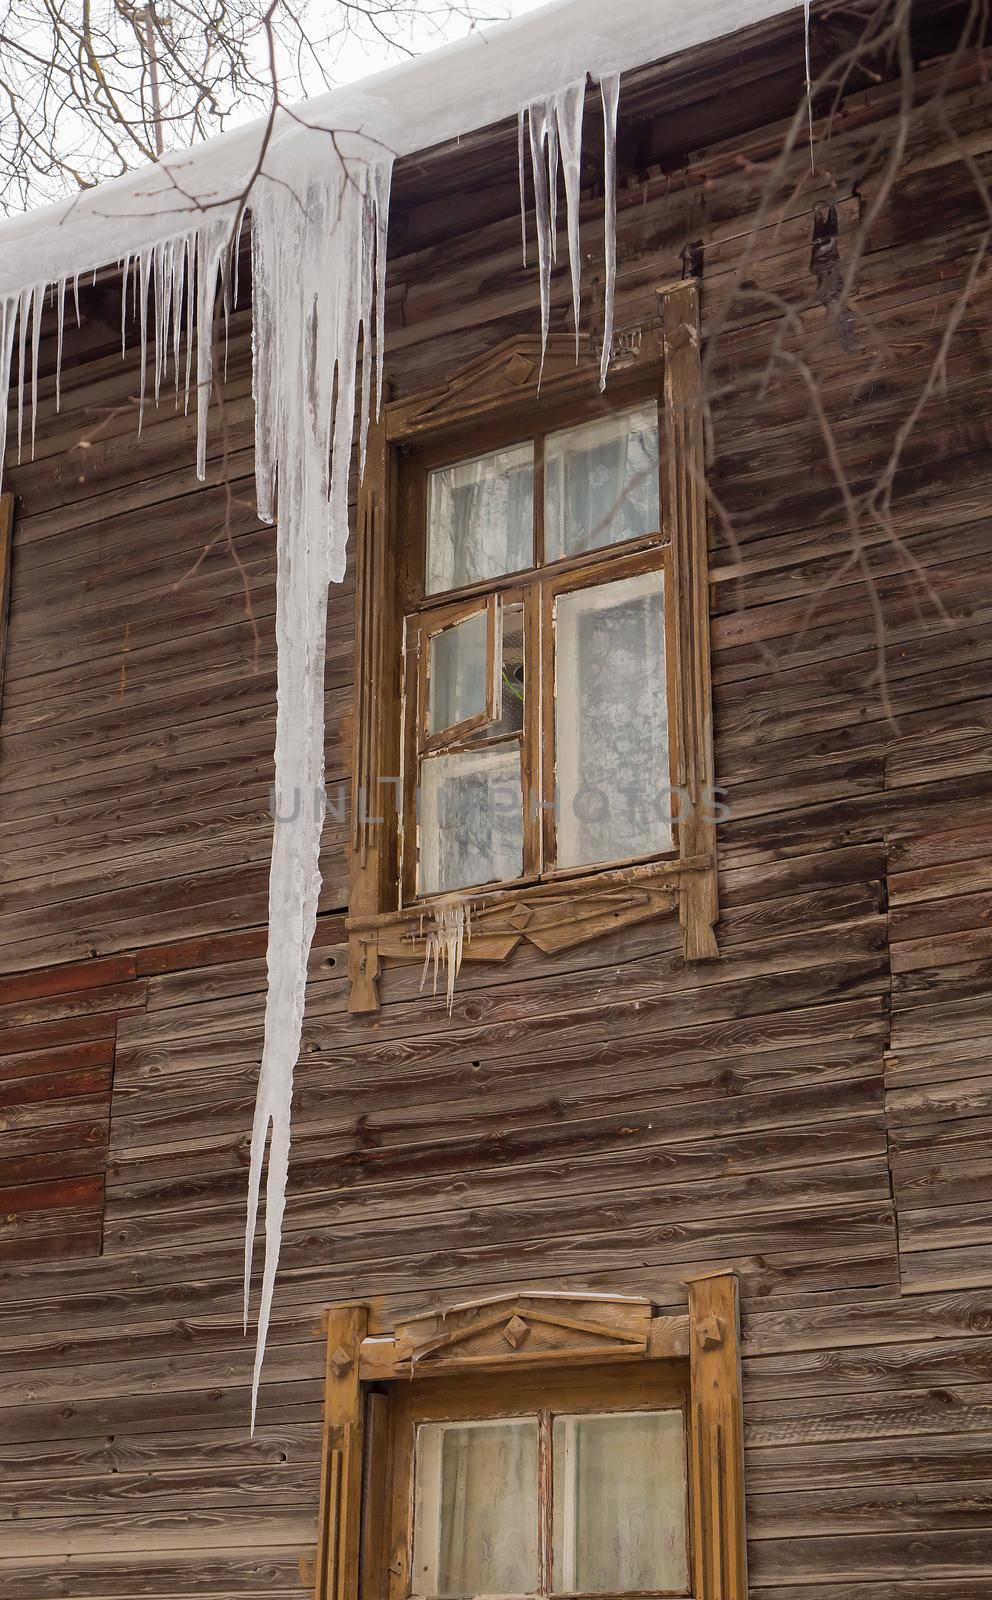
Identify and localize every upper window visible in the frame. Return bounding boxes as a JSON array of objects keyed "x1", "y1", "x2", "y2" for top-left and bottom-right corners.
[
  {"x1": 402, "y1": 401, "x2": 671, "y2": 902},
  {"x1": 348, "y1": 298, "x2": 719, "y2": 1014}
]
